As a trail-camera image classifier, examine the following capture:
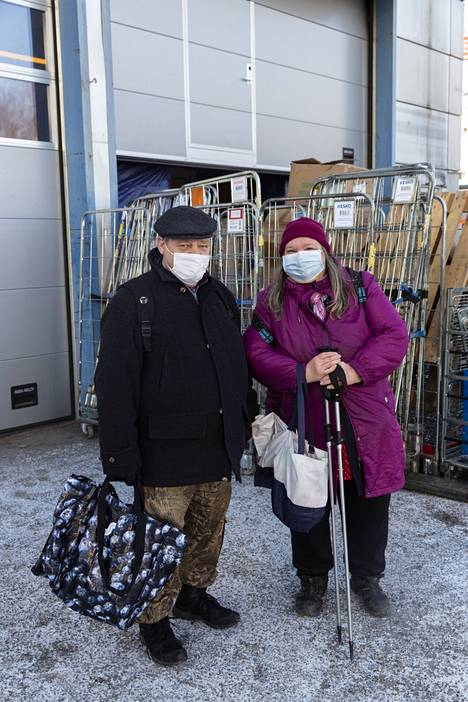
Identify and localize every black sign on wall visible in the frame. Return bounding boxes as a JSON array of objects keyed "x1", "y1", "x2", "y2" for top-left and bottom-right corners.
[
  {"x1": 342, "y1": 147, "x2": 355, "y2": 163},
  {"x1": 11, "y1": 383, "x2": 38, "y2": 410}
]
